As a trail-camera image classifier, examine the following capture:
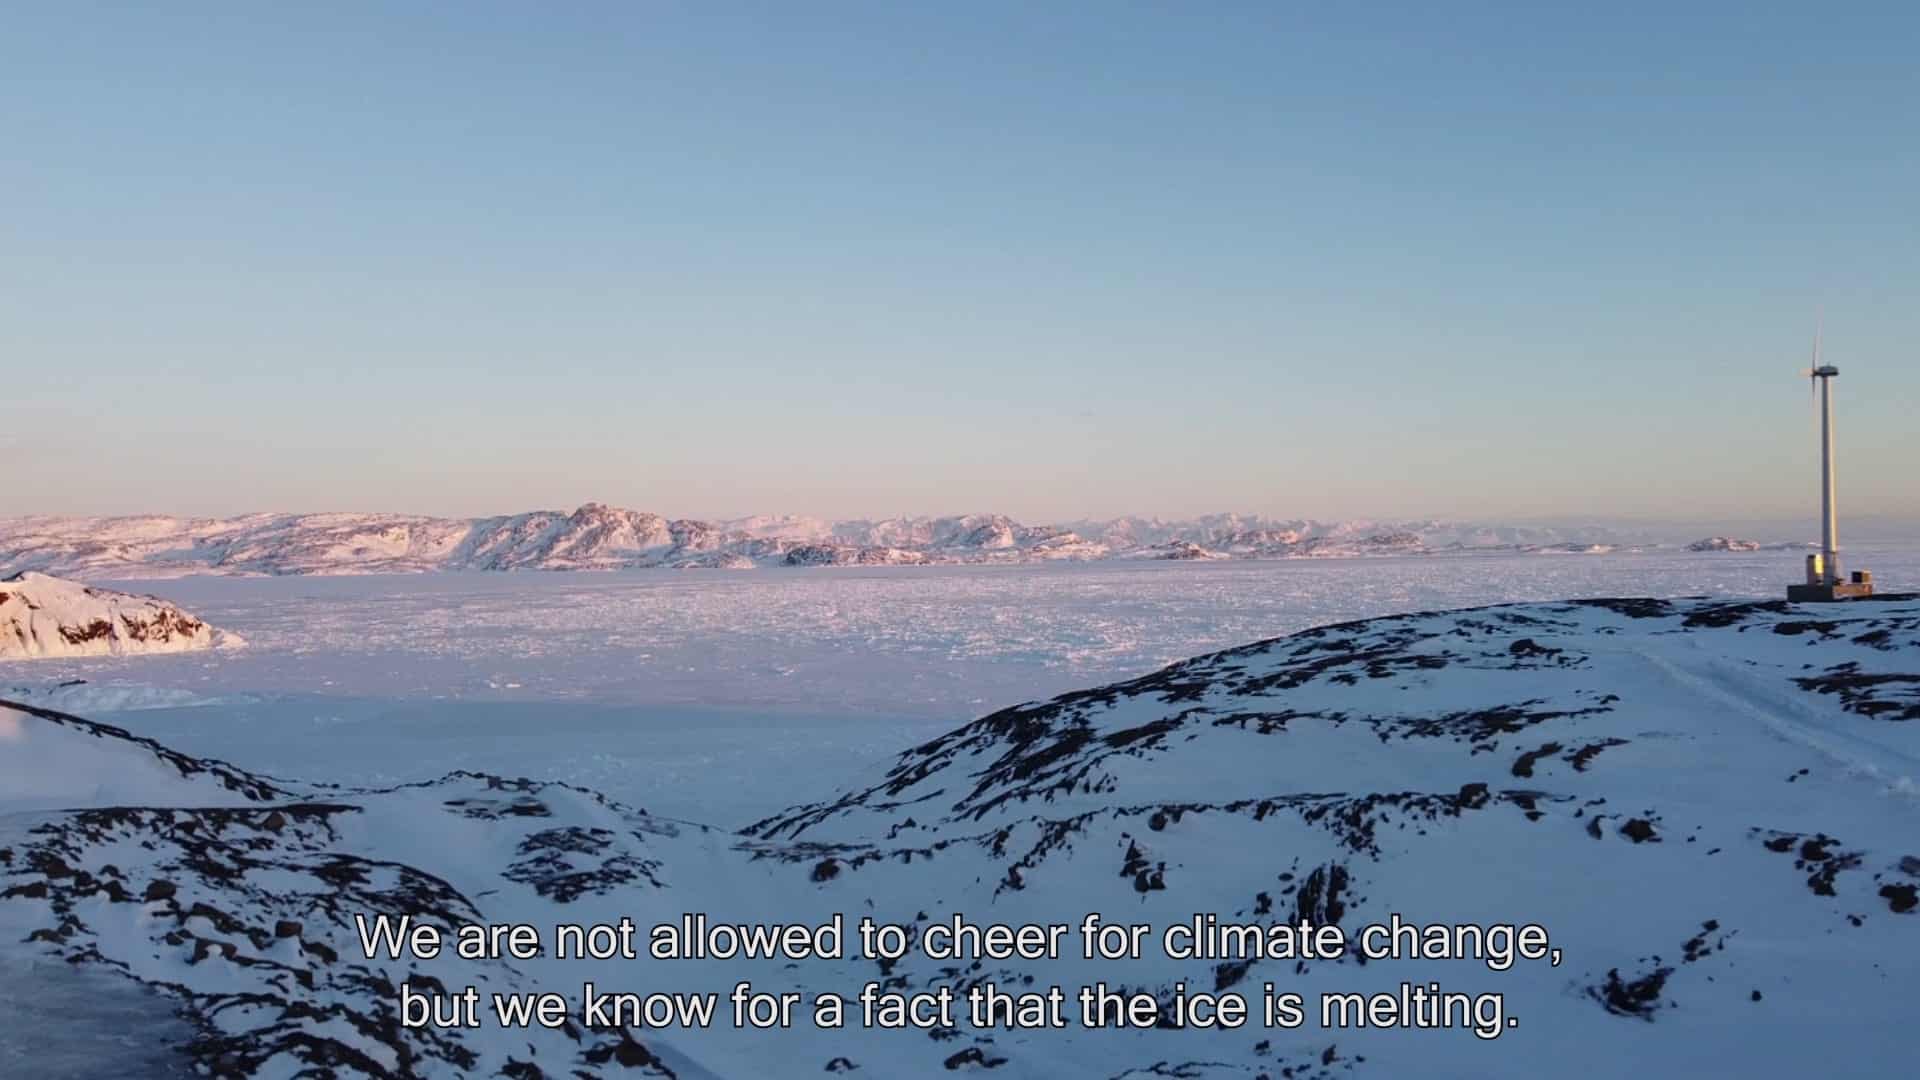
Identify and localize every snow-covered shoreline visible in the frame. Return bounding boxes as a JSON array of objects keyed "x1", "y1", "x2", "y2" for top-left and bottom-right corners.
[{"x1": 3, "y1": 592, "x2": 1916, "y2": 1078}]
